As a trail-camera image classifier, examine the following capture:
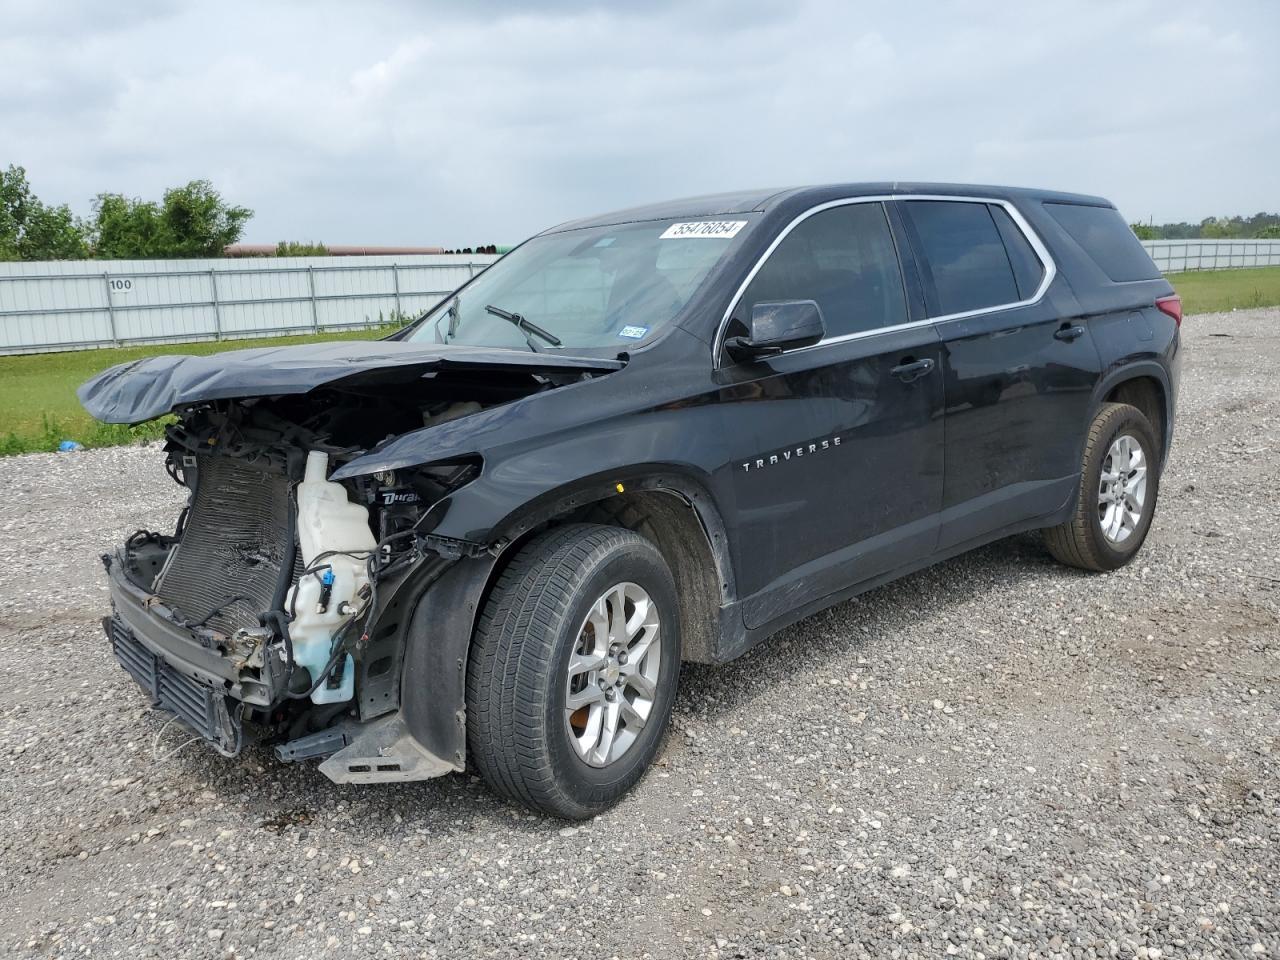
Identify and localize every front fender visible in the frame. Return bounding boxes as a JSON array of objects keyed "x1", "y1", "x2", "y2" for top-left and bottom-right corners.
[{"x1": 425, "y1": 396, "x2": 739, "y2": 540}]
